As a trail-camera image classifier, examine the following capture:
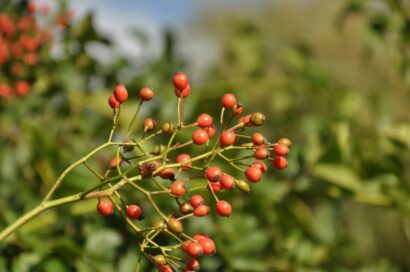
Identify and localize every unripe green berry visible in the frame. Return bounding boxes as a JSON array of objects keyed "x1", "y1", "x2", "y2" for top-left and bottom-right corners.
[
  {"x1": 250, "y1": 112, "x2": 266, "y2": 127},
  {"x1": 151, "y1": 144, "x2": 167, "y2": 155},
  {"x1": 162, "y1": 122, "x2": 175, "y2": 134},
  {"x1": 236, "y1": 179, "x2": 251, "y2": 194}
]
